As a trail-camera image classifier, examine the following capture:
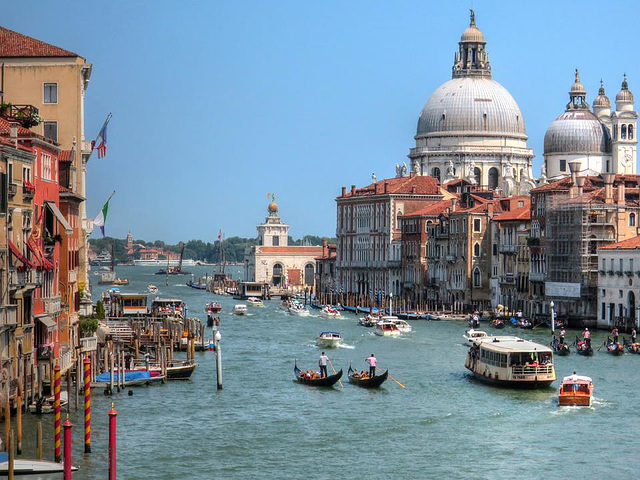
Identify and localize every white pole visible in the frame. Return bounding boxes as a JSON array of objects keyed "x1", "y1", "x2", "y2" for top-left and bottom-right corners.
[
  {"x1": 215, "y1": 330, "x2": 222, "y2": 390},
  {"x1": 550, "y1": 302, "x2": 555, "y2": 334}
]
